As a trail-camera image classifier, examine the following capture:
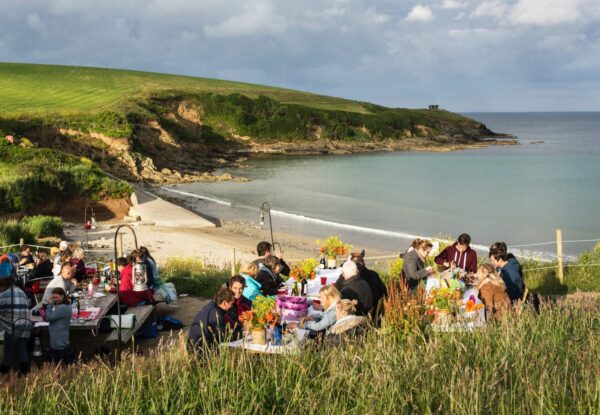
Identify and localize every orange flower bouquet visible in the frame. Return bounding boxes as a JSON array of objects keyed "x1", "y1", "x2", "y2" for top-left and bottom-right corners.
[
  {"x1": 290, "y1": 258, "x2": 318, "y2": 283},
  {"x1": 238, "y1": 295, "x2": 280, "y2": 330},
  {"x1": 317, "y1": 236, "x2": 351, "y2": 258}
]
